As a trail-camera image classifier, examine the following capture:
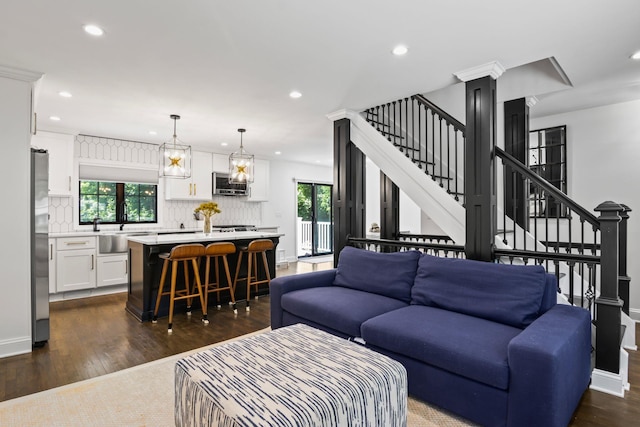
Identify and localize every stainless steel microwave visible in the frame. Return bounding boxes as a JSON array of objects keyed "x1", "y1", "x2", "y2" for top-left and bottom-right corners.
[{"x1": 213, "y1": 172, "x2": 248, "y2": 196}]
